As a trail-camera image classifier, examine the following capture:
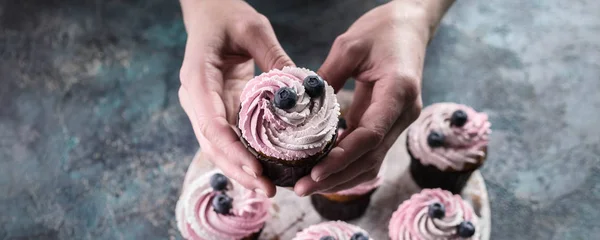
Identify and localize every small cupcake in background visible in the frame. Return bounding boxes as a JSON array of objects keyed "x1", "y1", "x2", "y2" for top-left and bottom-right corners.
[
  {"x1": 389, "y1": 188, "x2": 480, "y2": 240},
  {"x1": 310, "y1": 117, "x2": 383, "y2": 221},
  {"x1": 176, "y1": 169, "x2": 271, "y2": 240},
  {"x1": 238, "y1": 66, "x2": 340, "y2": 187},
  {"x1": 310, "y1": 175, "x2": 382, "y2": 221},
  {"x1": 406, "y1": 102, "x2": 491, "y2": 194},
  {"x1": 293, "y1": 221, "x2": 372, "y2": 240}
]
